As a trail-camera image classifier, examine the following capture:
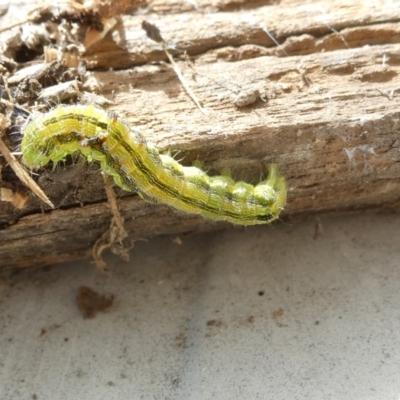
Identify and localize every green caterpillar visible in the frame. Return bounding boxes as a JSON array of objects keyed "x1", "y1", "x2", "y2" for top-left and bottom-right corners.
[{"x1": 21, "y1": 104, "x2": 286, "y2": 225}]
